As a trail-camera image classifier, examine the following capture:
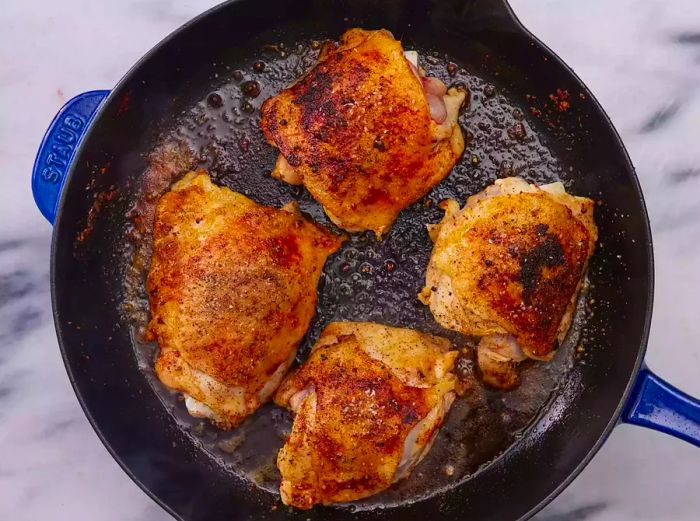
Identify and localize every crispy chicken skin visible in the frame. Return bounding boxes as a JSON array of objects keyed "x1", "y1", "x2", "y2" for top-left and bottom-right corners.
[
  {"x1": 274, "y1": 322, "x2": 457, "y2": 509},
  {"x1": 145, "y1": 171, "x2": 343, "y2": 429},
  {"x1": 419, "y1": 177, "x2": 597, "y2": 389},
  {"x1": 261, "y1": 28, "x2": 466, "y2": 237}
]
